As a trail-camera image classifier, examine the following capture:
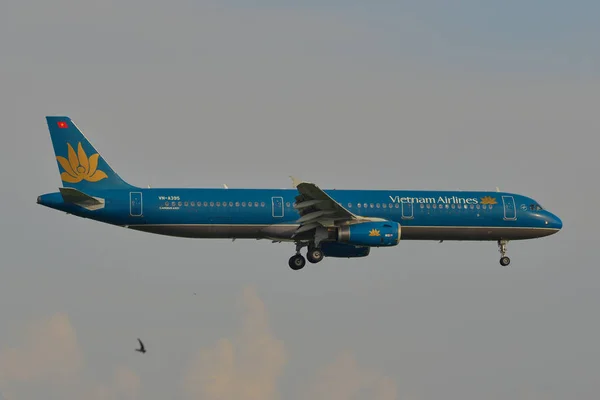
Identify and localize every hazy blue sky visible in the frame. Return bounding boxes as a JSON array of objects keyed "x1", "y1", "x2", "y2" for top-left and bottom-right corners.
[{"x1": 1, "y1": 1, "x2": 599, "y2": 399}]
